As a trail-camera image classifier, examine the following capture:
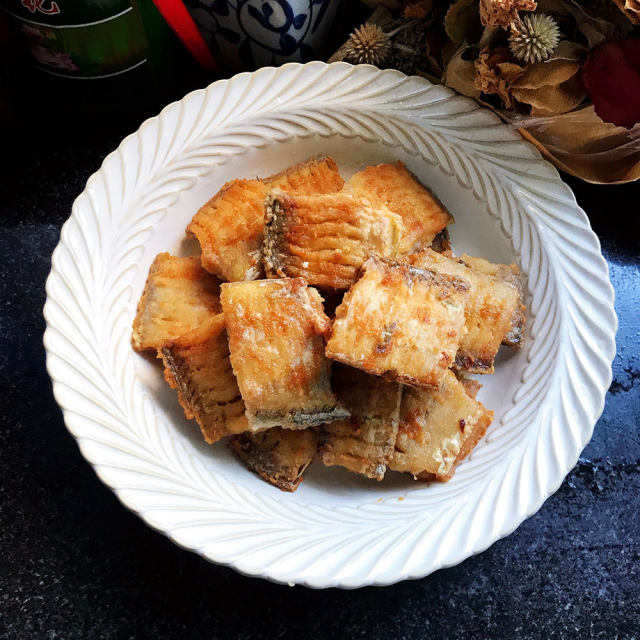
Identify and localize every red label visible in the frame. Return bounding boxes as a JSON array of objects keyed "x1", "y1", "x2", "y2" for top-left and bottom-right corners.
[{"x1": 21, "y1": 0, "x2": 60, "y2": 15}]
